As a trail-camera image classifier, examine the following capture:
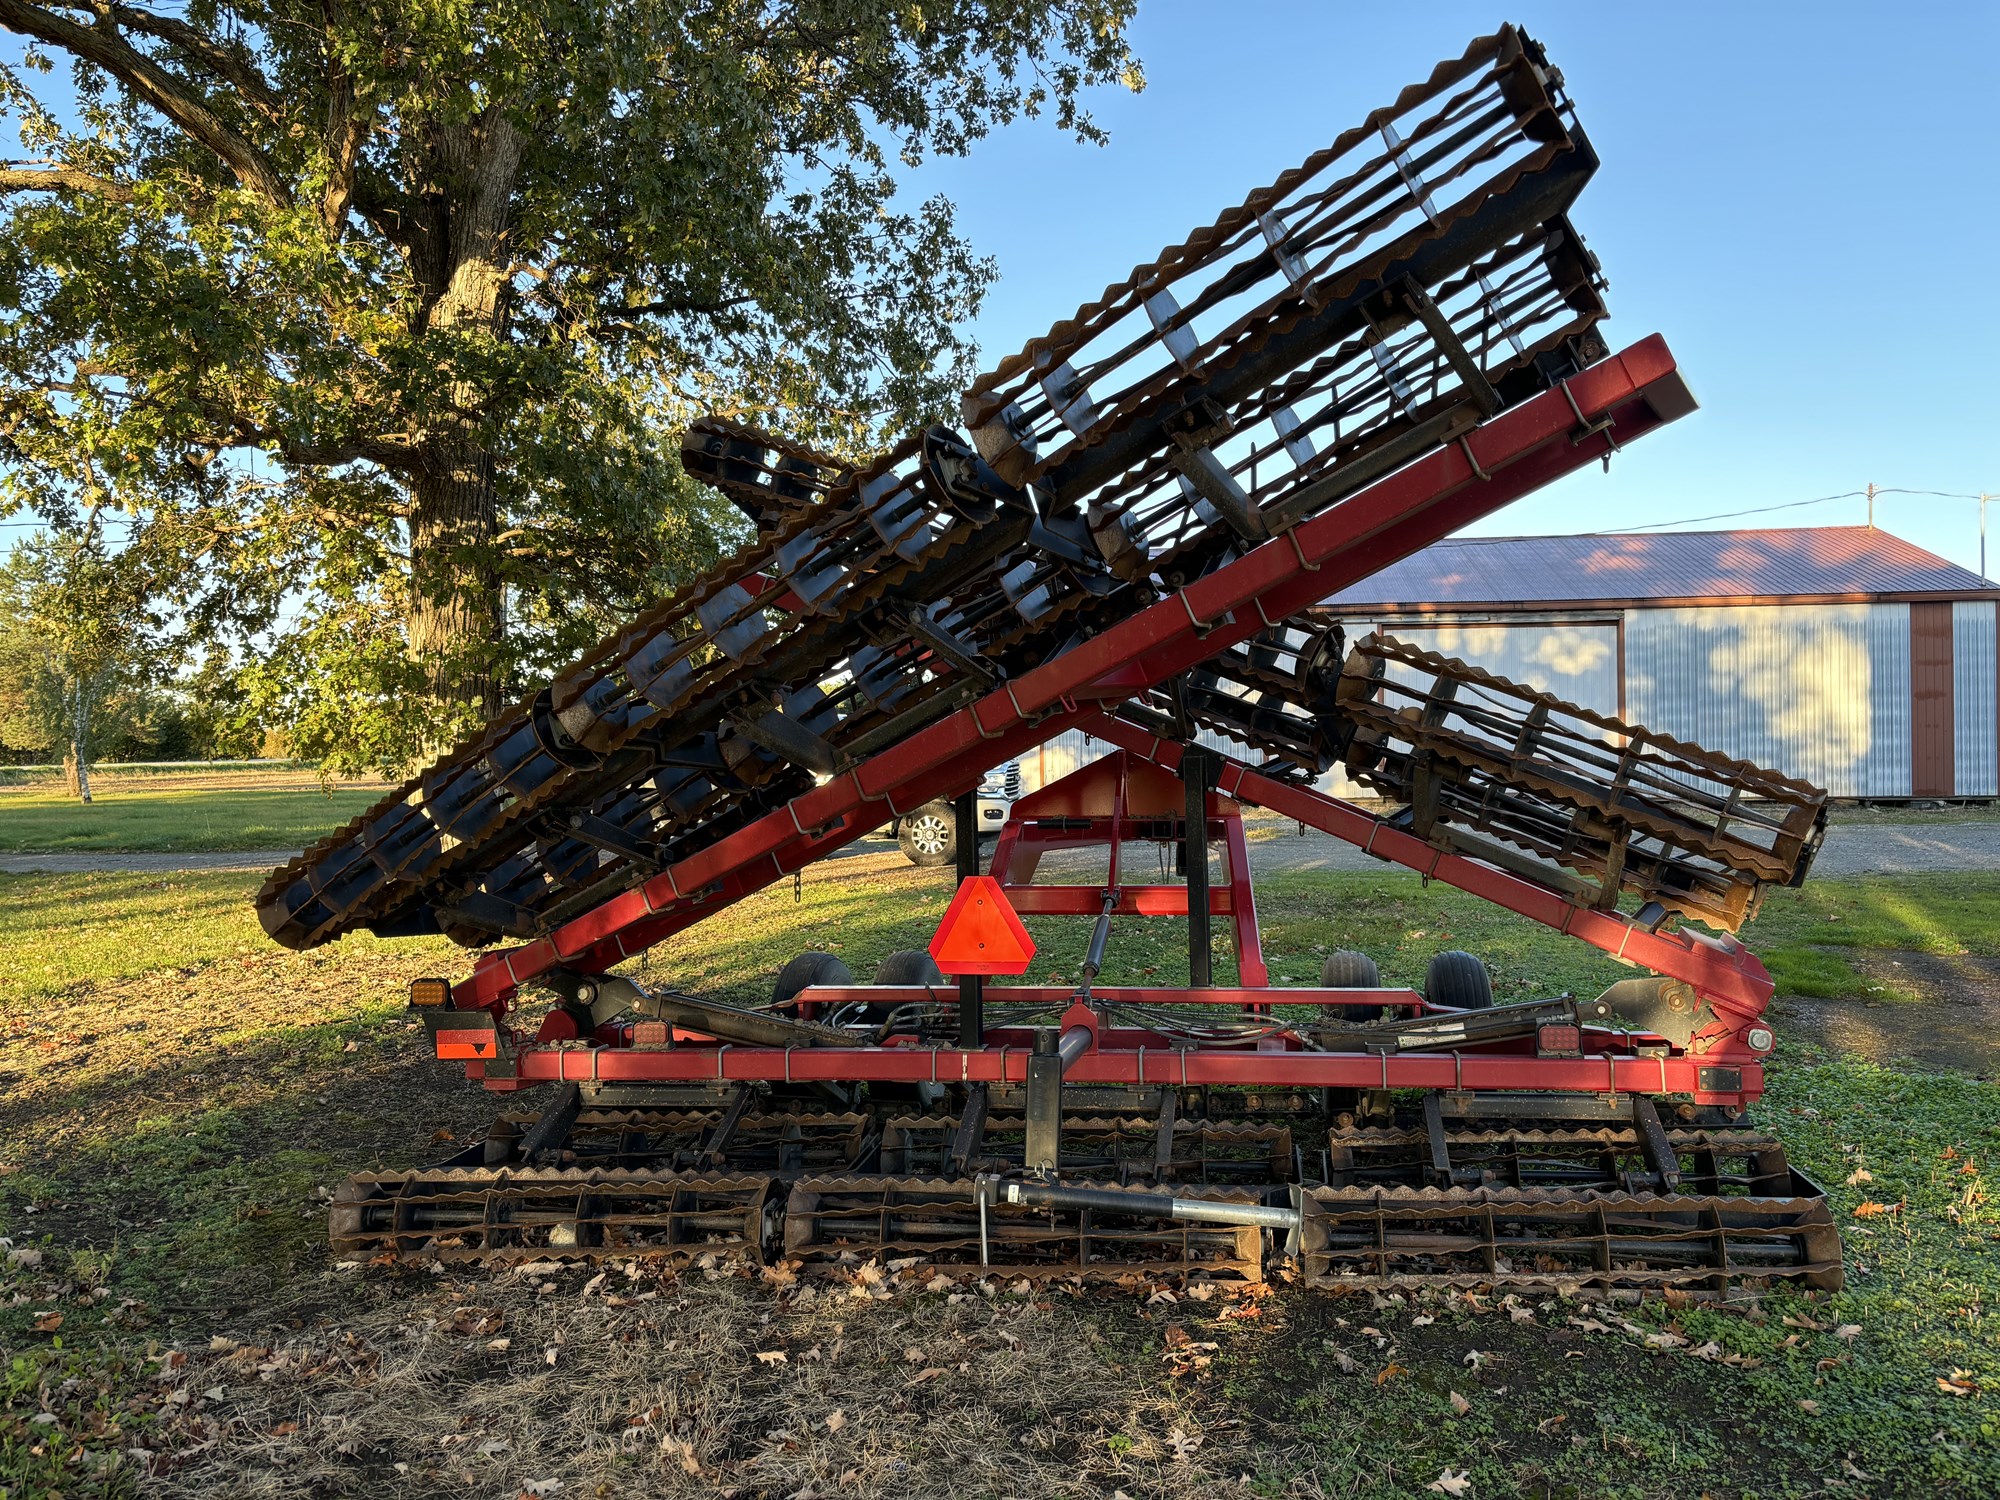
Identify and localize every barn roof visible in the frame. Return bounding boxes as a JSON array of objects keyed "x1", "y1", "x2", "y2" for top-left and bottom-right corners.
[{"x1": 1322, "y1": 526, "x2": 1998, "y2": 614}]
